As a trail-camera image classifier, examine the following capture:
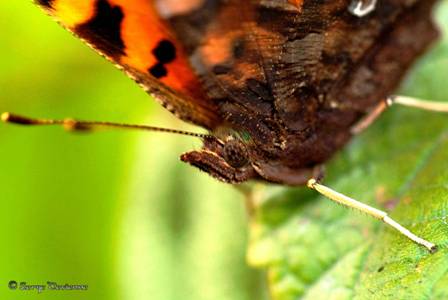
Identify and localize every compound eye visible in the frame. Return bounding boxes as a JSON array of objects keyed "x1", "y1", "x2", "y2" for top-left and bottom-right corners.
[{"x1": 222, "y1": 139, "x2": 249, "y2": 168}]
